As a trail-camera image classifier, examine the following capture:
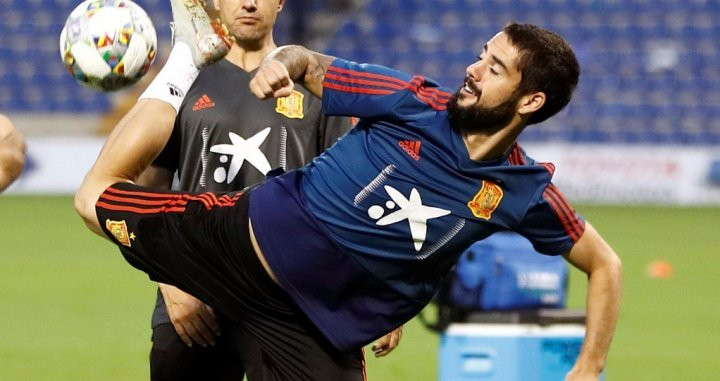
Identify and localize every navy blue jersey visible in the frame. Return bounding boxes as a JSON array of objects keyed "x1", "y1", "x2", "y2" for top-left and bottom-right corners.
[{"x1": 249, "y1": 58, "x2": 584, "y2": 351}]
